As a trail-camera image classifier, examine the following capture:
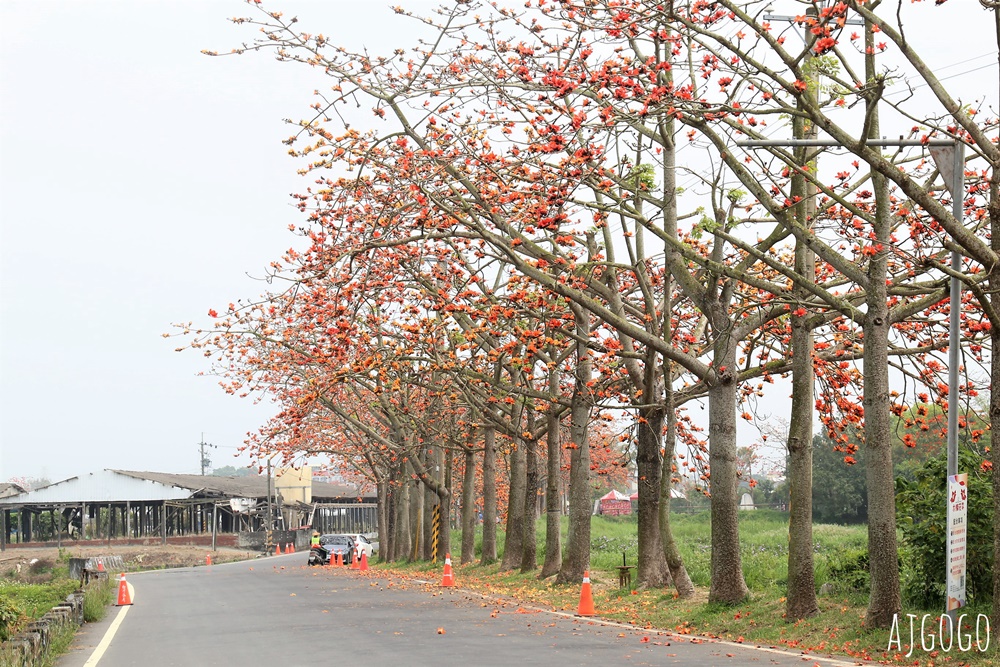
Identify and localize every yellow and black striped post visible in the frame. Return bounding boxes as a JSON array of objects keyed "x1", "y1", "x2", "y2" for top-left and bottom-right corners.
[{"x1": 431, "y1": 504, "x2": 441, "y2": 563}]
